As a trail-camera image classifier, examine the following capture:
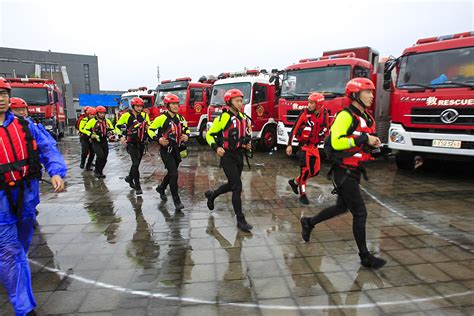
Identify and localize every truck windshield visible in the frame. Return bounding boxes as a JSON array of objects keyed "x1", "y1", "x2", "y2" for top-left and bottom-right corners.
[
  {"x1": 11, "y1": 87, "x2": 49, "y2": 106},
  {"x1": 281, "y1": 66, "x2": 351, "y2": 98},
  {"x1": 397, "y1": 46, "x2": 474, "y2": 88},
  {"x1": 121, "y1": 95, "x2": 154, "y2": 110},
  {"x1": 210, "y1": 83, "x2": 251, "y2": 106},
  {"x1": 157, "y1": 89, "x2": 187, "y2": 106}
]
